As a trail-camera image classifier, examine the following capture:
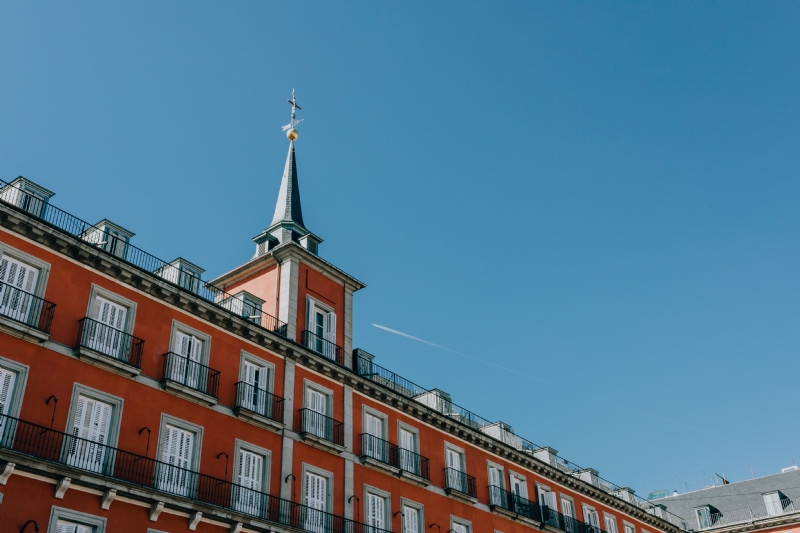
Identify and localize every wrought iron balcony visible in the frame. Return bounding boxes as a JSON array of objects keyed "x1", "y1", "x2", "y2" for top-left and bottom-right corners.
[
  {"x1": 395, "y1": 447, "x2": 430, "y2": 480},
  {"x1": 488, "y1": 485, "x2": 539, "y2": 520},
  {"x1": 77, "y1": 317, "x2": 144, "y2": 367},
  {"x1": 703, "y1": 499, "x2": 797, "y2": 529},
  {"x1": 0, "y1": 413, "x2": 391, "y2": 533},
  {"x1": 0, "y1": 280, "x2": 56, "y2": 333},
  {"x1": 443, "y1": 467, "x2": 477, "y2": 498},
  {"x1": 0, "y1": 178, "x2": 288, "y2": 338},
  {"x1": 358, "y1": 434, "x2": 431, "y2": 480},
  {"x1": 235, "y1": 381, "x2": 284, "y2": 424},
  {"x1": 161, "y1": 352, "x2": 221, "y2": 399},
  {"x1": 299, "y1": 408, "x2": 344, "y2": 446},
  {"x1": 302, "y1": 330, "x2": 344, "y2": 365}
]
